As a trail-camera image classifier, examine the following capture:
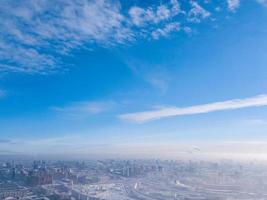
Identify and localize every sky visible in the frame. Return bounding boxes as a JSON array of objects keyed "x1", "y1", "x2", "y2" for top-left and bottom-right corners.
[{"x1": 0, "y1": 0, "x2": 267, "y2": 159}]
